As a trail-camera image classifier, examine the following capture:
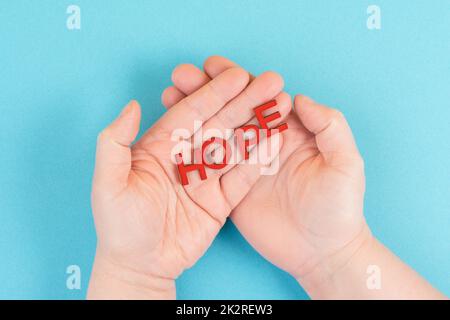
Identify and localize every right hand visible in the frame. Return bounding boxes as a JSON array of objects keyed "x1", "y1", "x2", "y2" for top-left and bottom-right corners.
[{"x1": 162, "y1": 56, "x2": 372, "y2": 288}]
